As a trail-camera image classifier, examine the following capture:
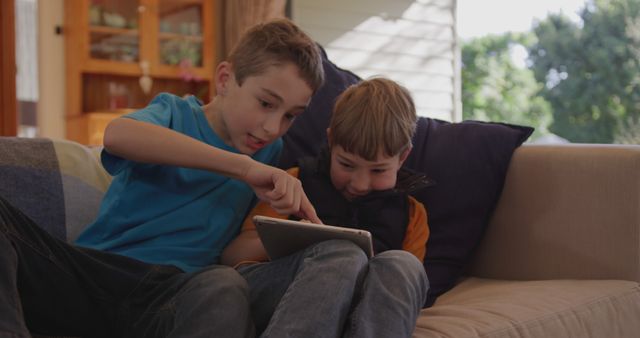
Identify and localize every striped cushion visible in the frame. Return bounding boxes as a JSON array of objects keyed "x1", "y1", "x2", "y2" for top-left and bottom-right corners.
[{"x1": 0, "y1": 137, "x2": 111, "y2": 242}]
